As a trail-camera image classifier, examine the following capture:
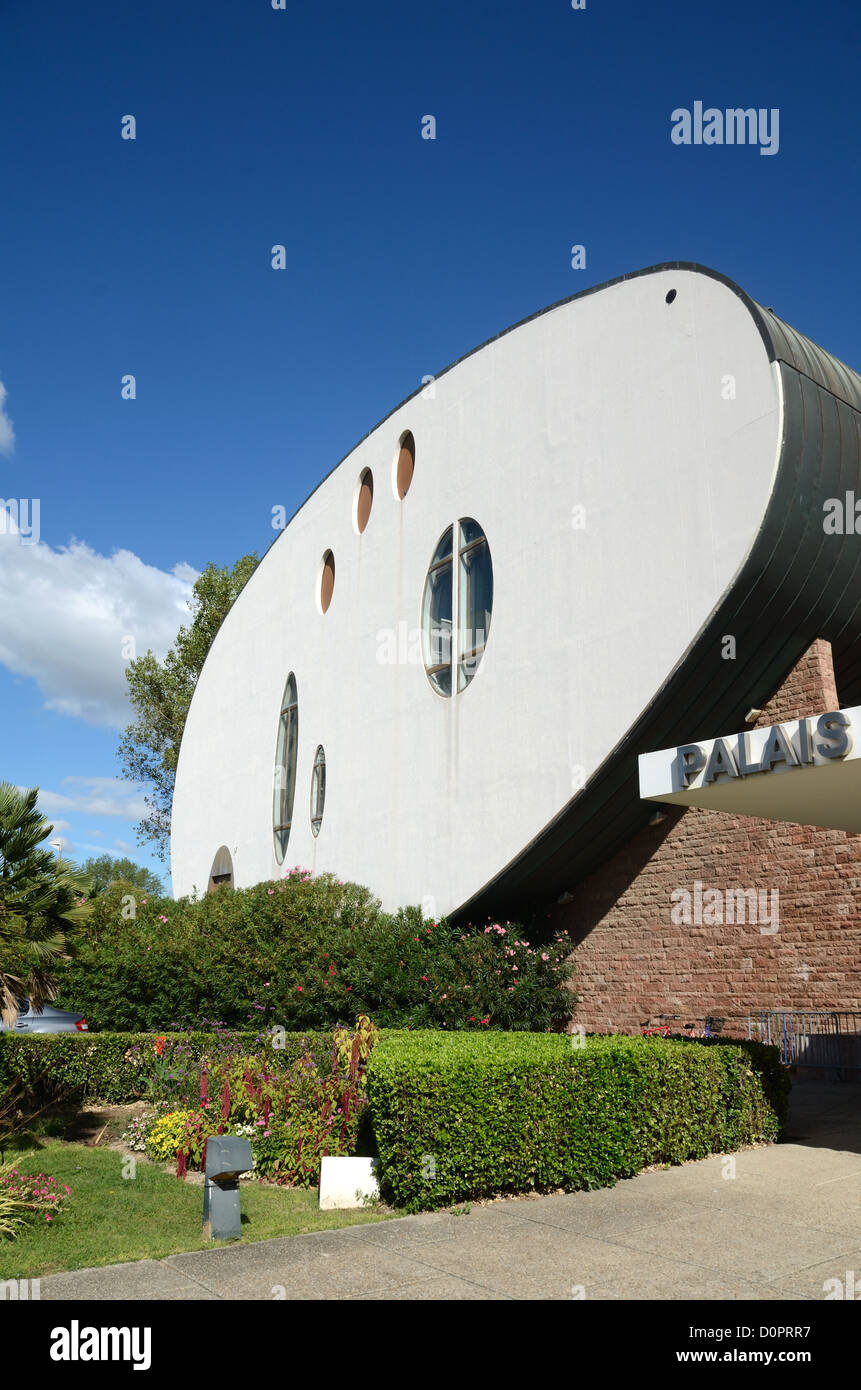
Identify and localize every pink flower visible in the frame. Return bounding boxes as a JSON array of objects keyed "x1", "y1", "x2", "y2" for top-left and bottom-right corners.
[
  {"x1": 267, "y1": 888, "x2": 274, "y2": 895},
  {"x1": 512, "y1": 965, "x2": 518, "y2": 971},
  {"x1": 541, "y1": 952, "x2": 549, "y2": 961},
  {"x1": 296, "y1": 985, "x2": 303, "y2": 992}
]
